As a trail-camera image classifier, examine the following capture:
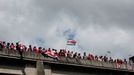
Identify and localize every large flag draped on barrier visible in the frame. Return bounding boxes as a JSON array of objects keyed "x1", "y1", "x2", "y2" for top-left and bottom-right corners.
[
  {"x1": 42, "y1": 48, "x2": 60, "y2": 60},
  {"x1": 67, "y1": 40, "x2": 76, "y2": 46}
]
